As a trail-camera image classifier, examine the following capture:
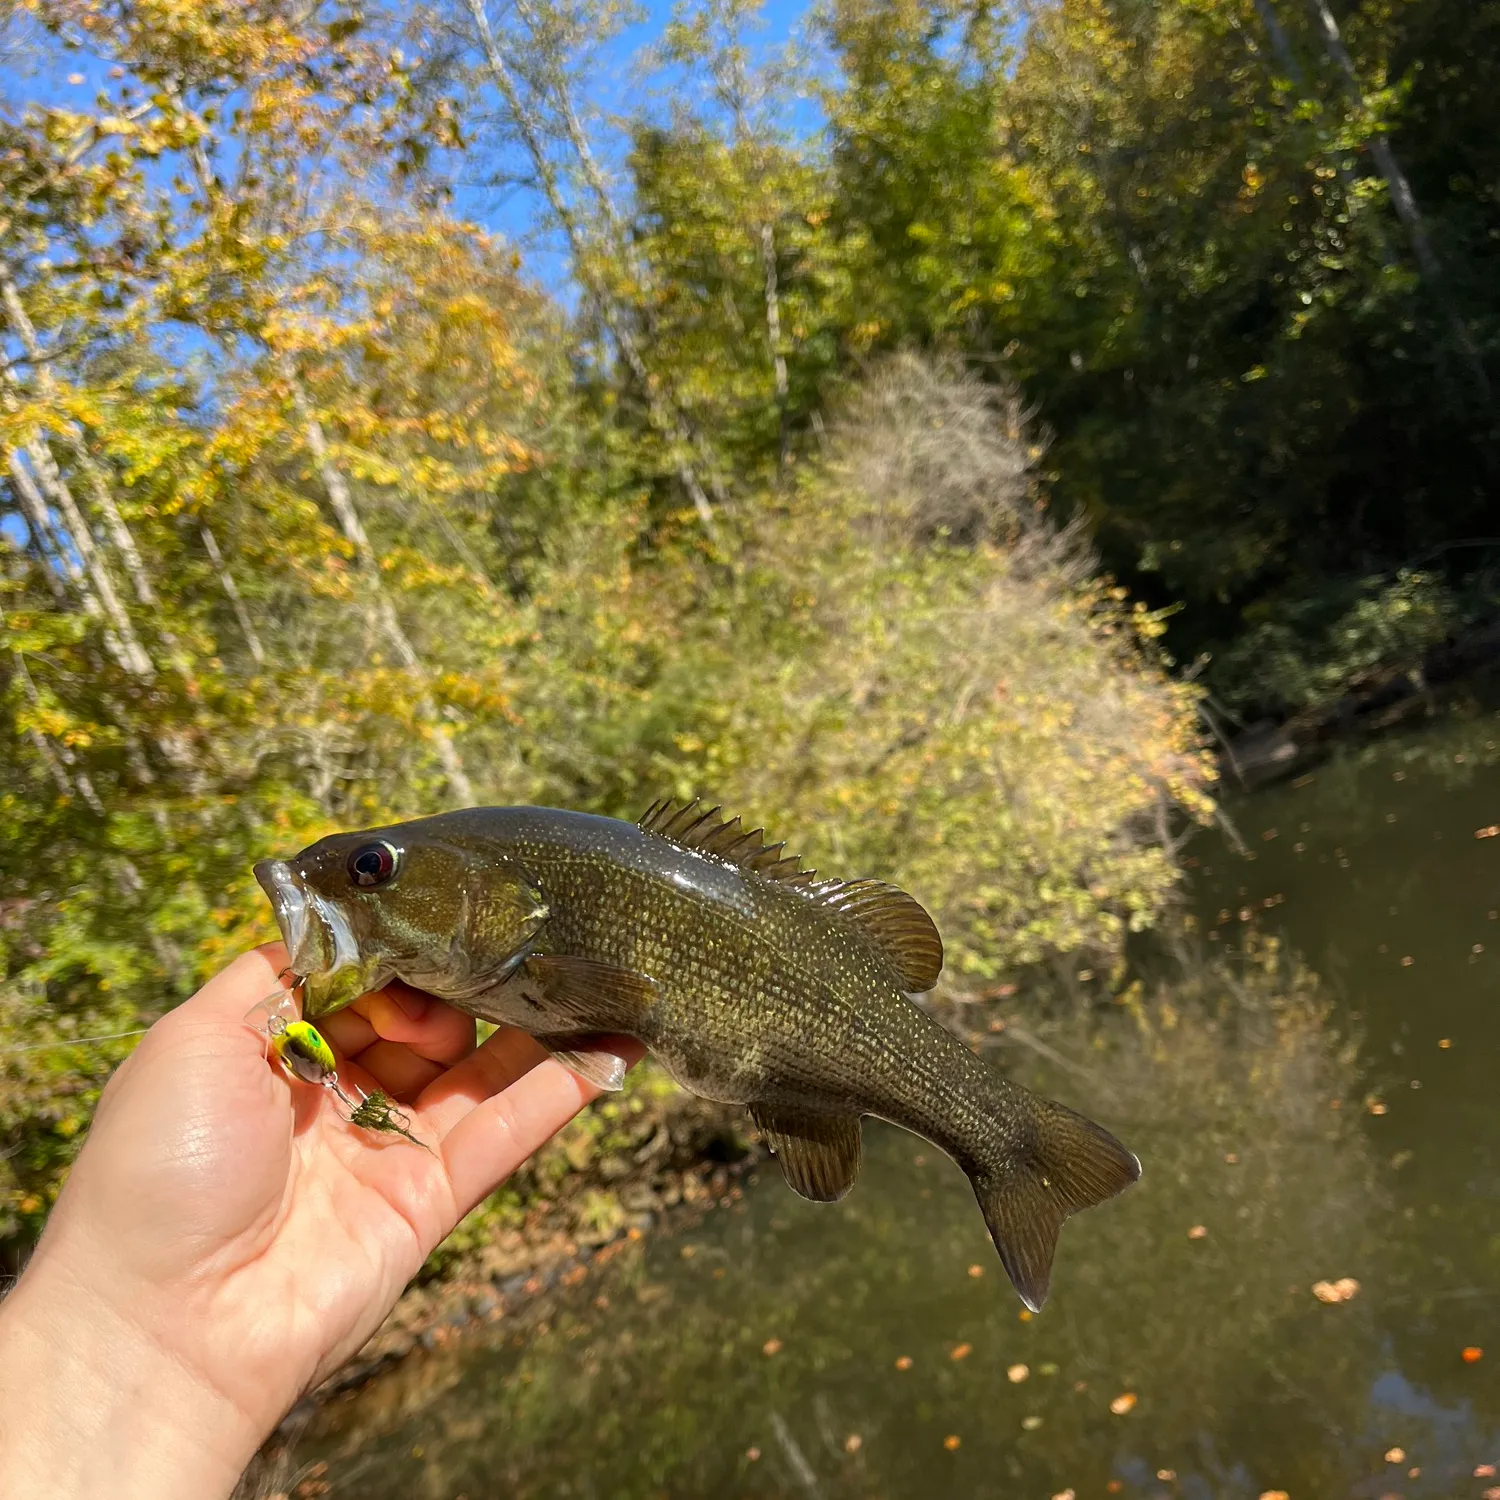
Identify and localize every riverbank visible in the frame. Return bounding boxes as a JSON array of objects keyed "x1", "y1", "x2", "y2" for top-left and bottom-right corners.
[{"x1": 276, "y1": 1079, "x2": 768, "y2": 1426}]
